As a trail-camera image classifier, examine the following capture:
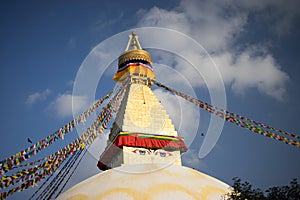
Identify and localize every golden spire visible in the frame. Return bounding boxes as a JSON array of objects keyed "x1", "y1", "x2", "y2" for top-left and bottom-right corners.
[{"x1": 114, "y1": 32, "x2": 154, "y2": 83}]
